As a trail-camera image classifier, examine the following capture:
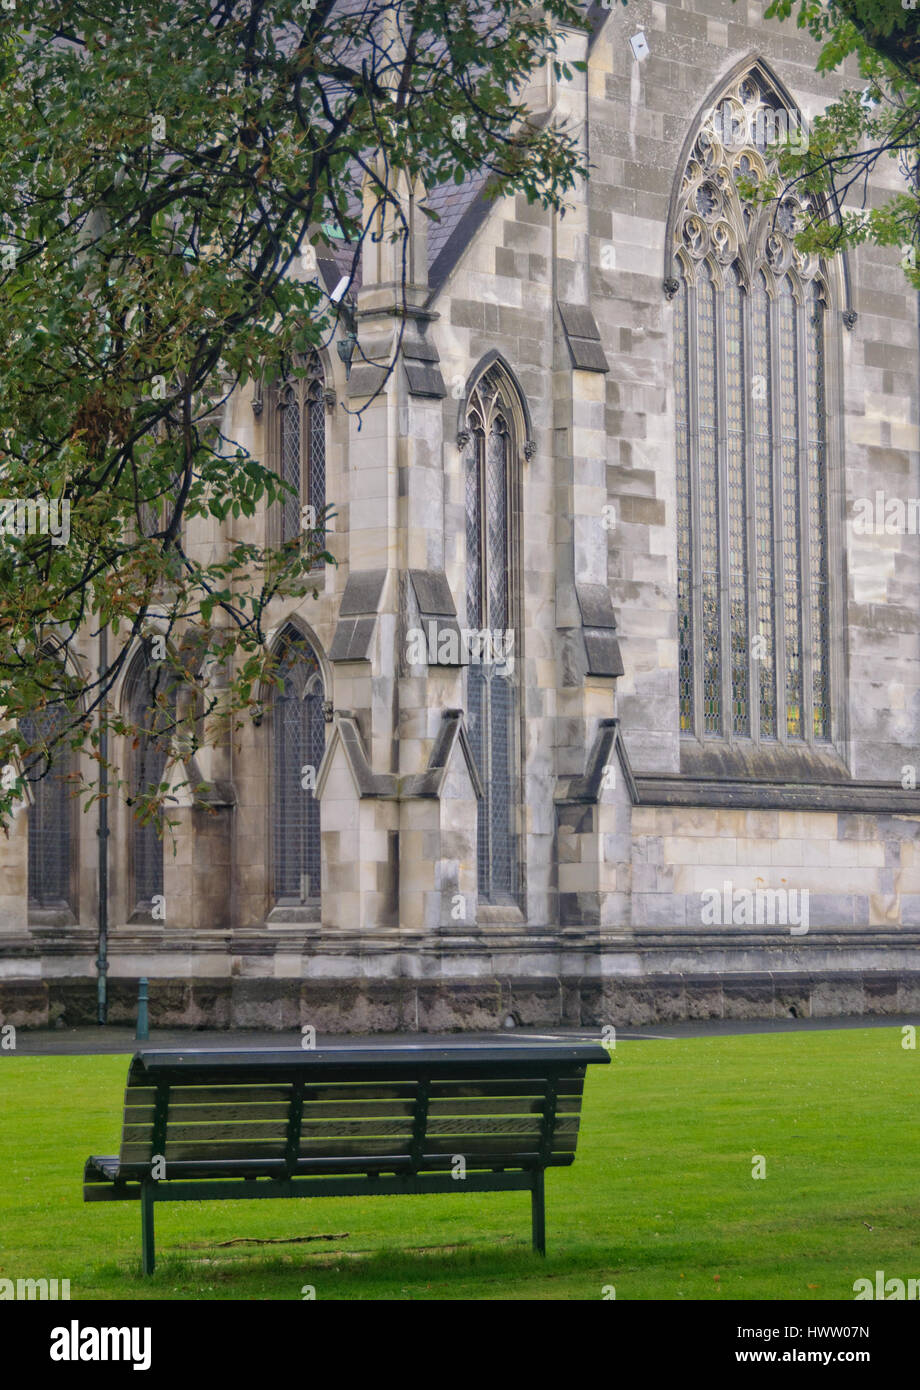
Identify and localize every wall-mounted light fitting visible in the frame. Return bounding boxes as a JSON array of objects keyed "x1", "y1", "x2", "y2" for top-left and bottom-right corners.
[{"x1": 629, "y1": 31, "x2": 649, "y2": 62}]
